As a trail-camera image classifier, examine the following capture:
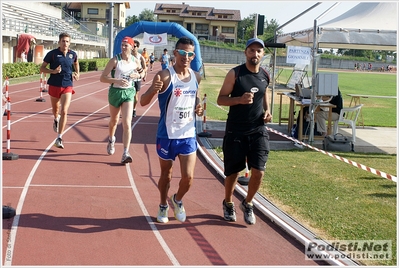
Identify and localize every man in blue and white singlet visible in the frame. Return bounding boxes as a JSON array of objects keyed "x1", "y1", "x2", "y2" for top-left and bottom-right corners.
[{"x1": 140, "y1": 36, "x2": 203, "y2": 224}]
